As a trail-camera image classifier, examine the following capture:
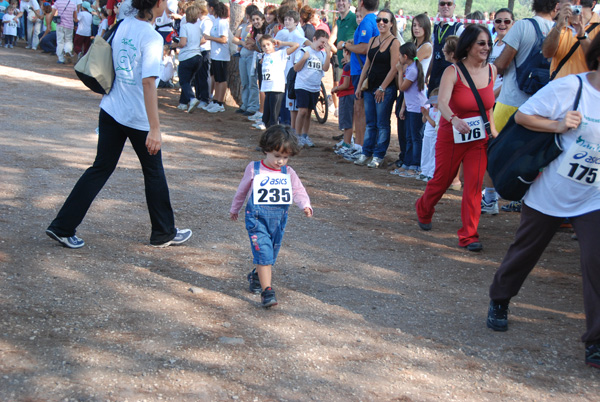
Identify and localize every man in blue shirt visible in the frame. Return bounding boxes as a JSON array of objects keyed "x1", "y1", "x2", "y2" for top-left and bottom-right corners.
[{"x1": 337, "y1": 0, "x2": 379, "y2": 156}]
